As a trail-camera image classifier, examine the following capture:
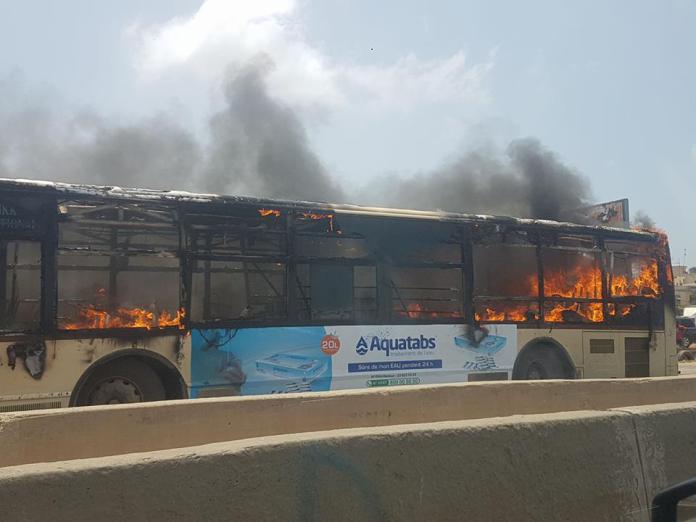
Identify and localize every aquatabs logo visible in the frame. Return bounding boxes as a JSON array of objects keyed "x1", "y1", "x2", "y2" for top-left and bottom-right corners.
[{"x1": 355, "y1": 335, "x2": 436, "y2": 356}]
